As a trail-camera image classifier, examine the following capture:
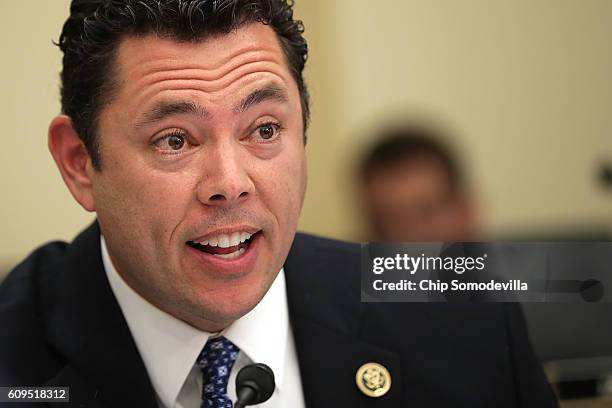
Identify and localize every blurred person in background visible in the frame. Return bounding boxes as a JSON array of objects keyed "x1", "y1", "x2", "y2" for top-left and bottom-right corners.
[{"x1": 359, "y1": 124, "x2": 477, "y2": 242}]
